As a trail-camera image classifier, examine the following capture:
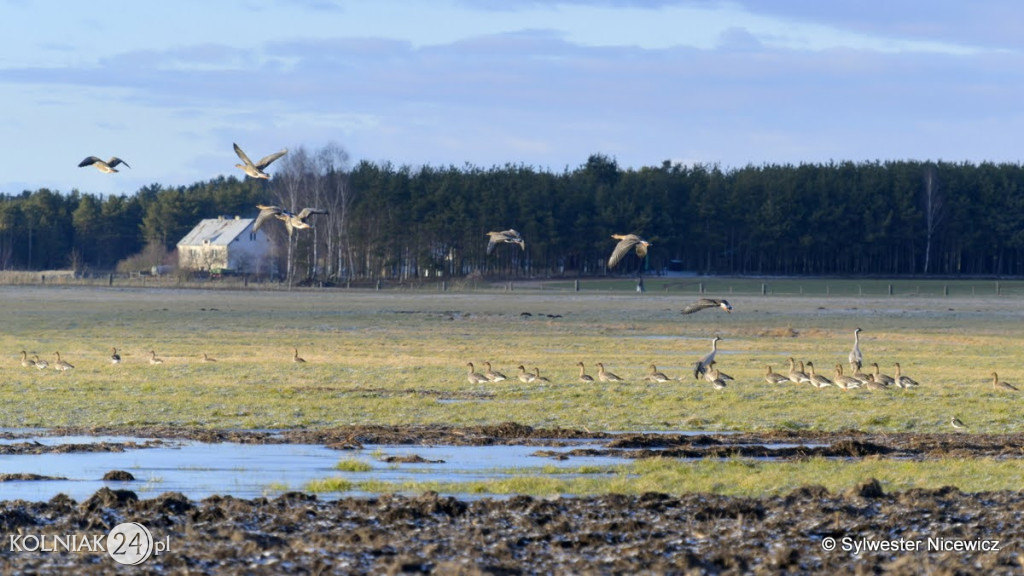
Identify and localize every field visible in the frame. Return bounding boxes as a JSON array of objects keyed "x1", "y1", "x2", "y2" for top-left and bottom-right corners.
[{"x1": 2, "y1": 281, "x2": 1023, "y2": 573}]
